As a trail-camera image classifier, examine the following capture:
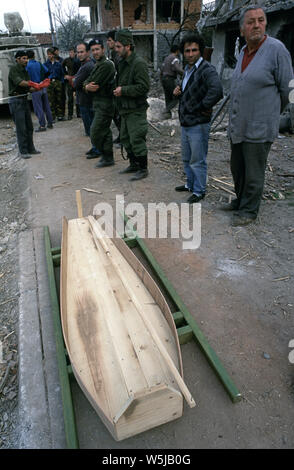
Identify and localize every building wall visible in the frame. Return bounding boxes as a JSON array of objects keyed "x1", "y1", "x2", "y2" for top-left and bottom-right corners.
[{"x1": 98, "y1": 0, "x2": 201, "y2": 31}]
